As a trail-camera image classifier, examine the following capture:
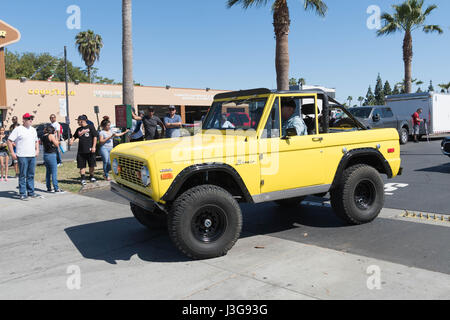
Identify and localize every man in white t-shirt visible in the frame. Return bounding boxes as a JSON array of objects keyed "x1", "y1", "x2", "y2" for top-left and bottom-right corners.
[
  {"x1": 50, "y1": 114, "x2": 63, "y2": 166},
  {"x1": 7, "y1": 113, "x2": 40, "y2": 201}
]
